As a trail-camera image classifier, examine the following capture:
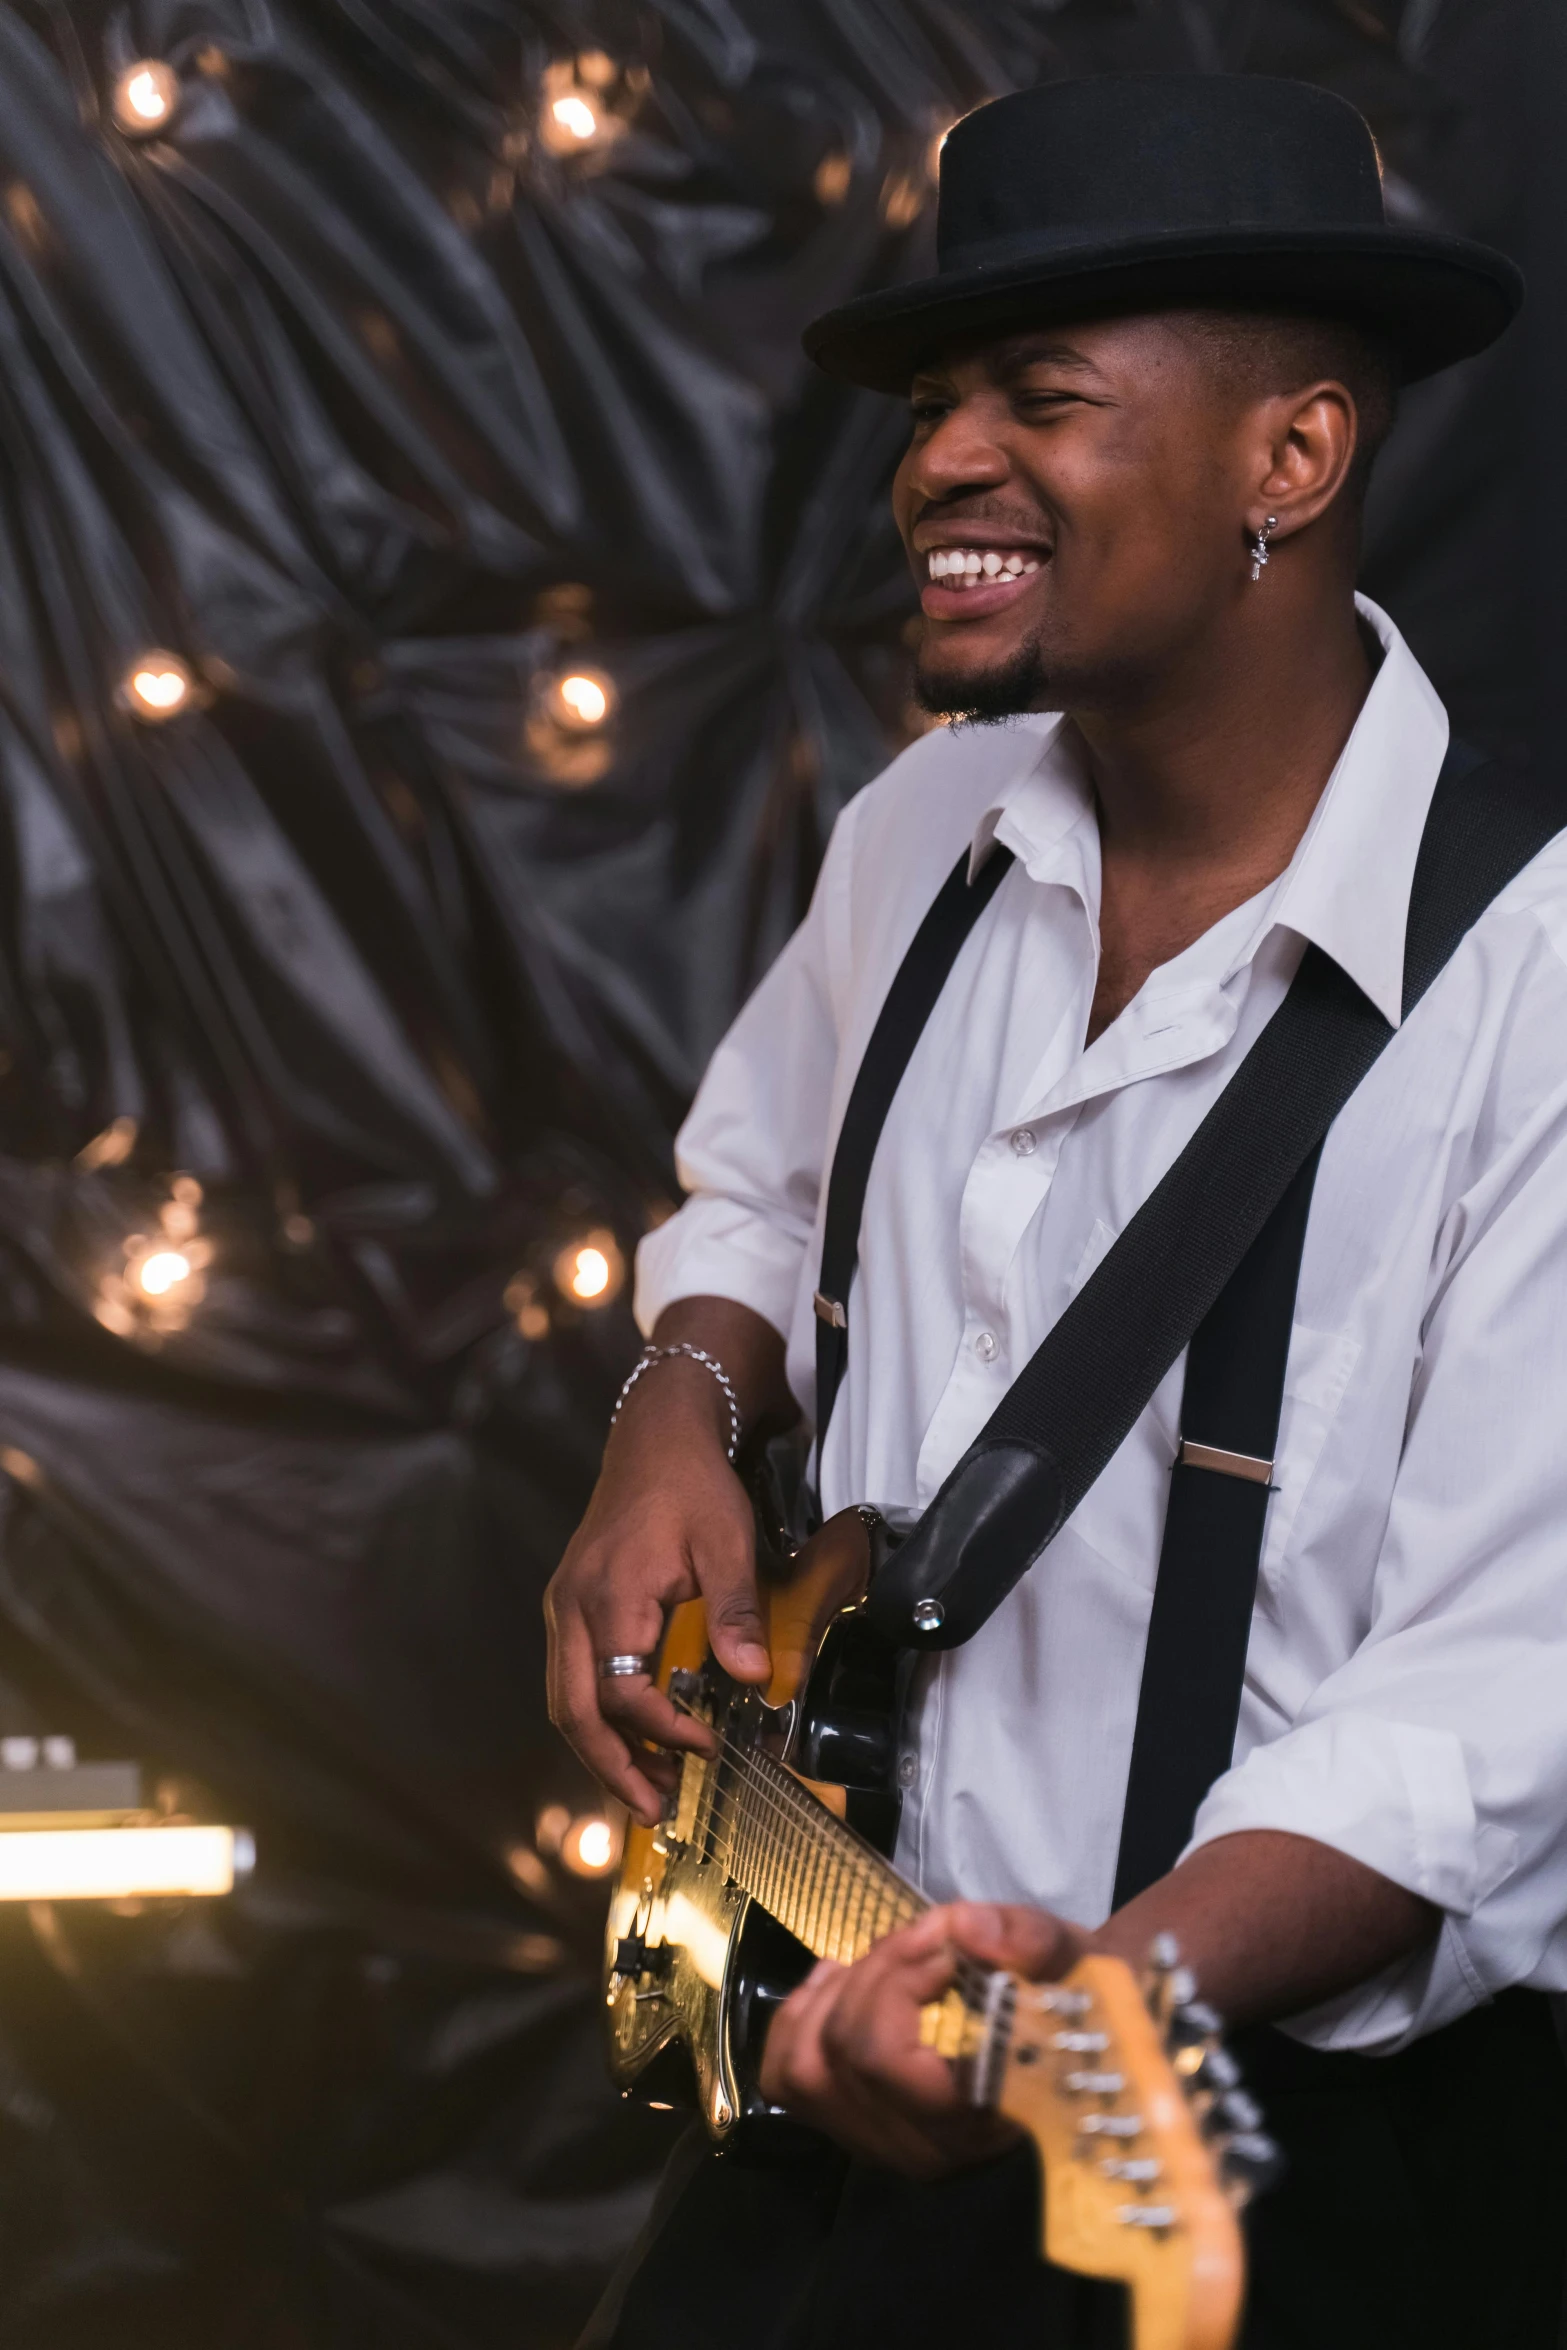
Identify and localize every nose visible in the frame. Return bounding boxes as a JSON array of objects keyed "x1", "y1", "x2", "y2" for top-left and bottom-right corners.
[{"x1": 905, "y1": 393, "x2": 1011, "y2": 506}]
